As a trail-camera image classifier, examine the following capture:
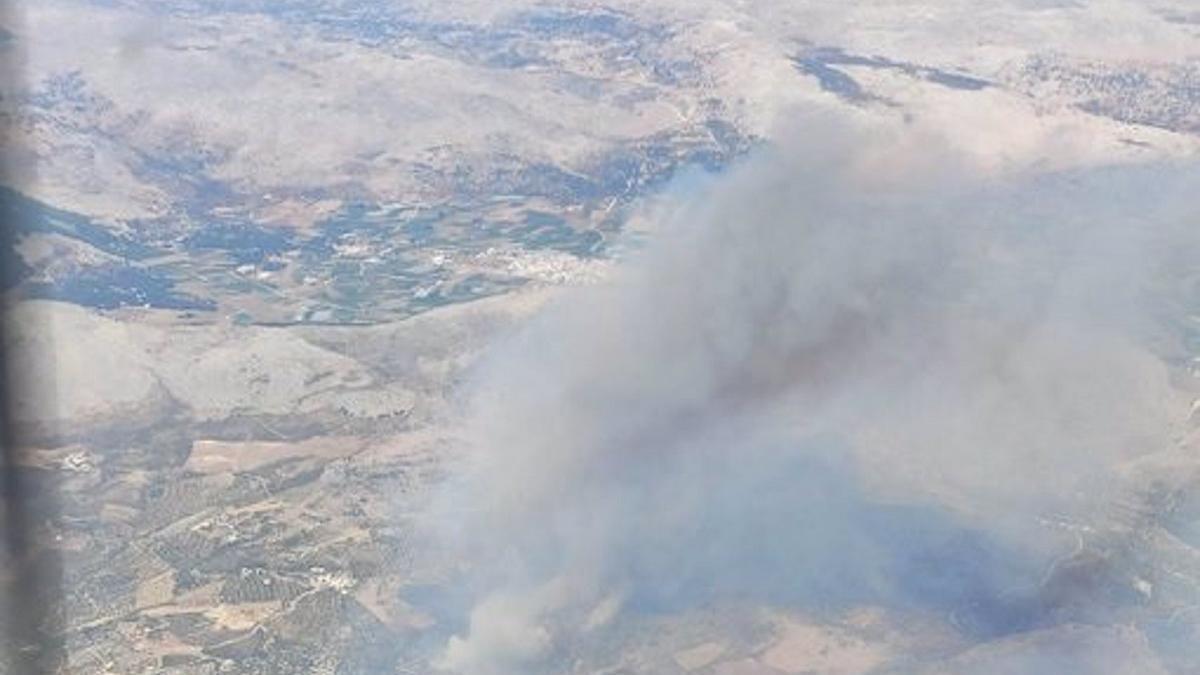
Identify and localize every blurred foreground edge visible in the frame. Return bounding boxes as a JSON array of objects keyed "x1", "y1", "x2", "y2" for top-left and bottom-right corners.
[{"x1": 1, "y1": 1, "x2": 66, "y2": 671}]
